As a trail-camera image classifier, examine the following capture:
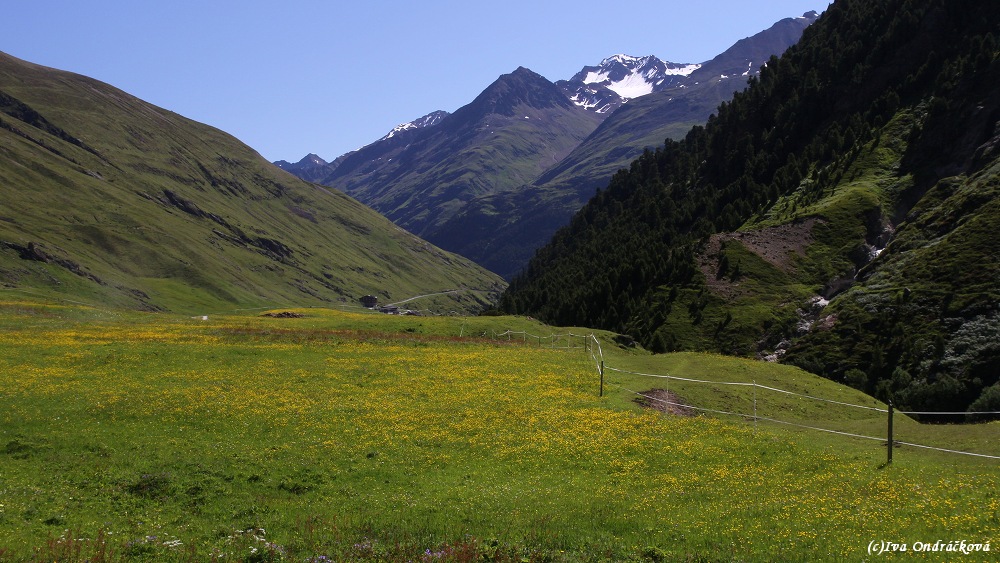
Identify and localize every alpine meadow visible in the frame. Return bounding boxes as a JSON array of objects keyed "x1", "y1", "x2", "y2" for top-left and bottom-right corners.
[
  {"x1": 0, "y1": 301, "x2": 997, "y2": 561},
  {"x1": 2, "y1": 0, "x2": 1000, "y2": 561}
]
